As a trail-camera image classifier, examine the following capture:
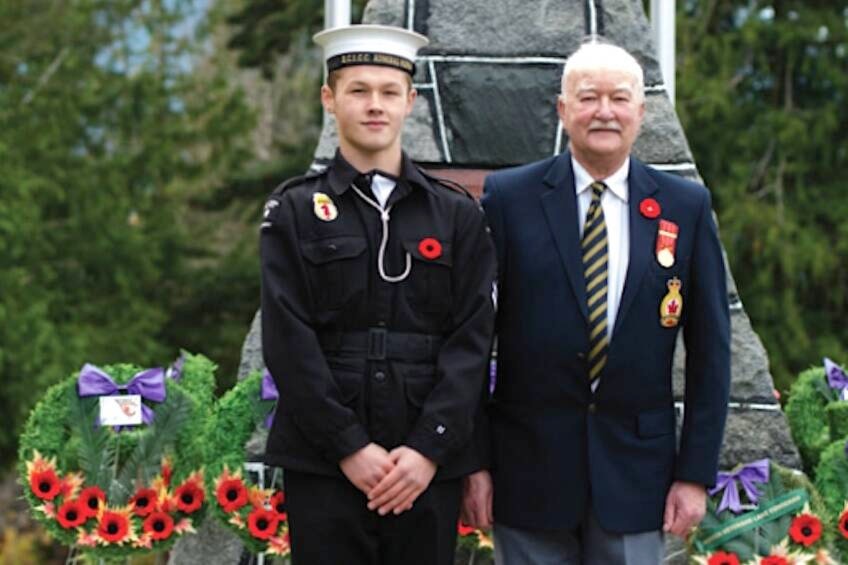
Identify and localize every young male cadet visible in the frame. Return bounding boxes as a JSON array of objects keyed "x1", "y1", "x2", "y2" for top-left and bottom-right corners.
[
  {"x1": 260, "y1": 25, "x2": 496, "y2": 565},
  {"x1": 461, "y1": 41, "x2": 731, "y2": 564}
]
